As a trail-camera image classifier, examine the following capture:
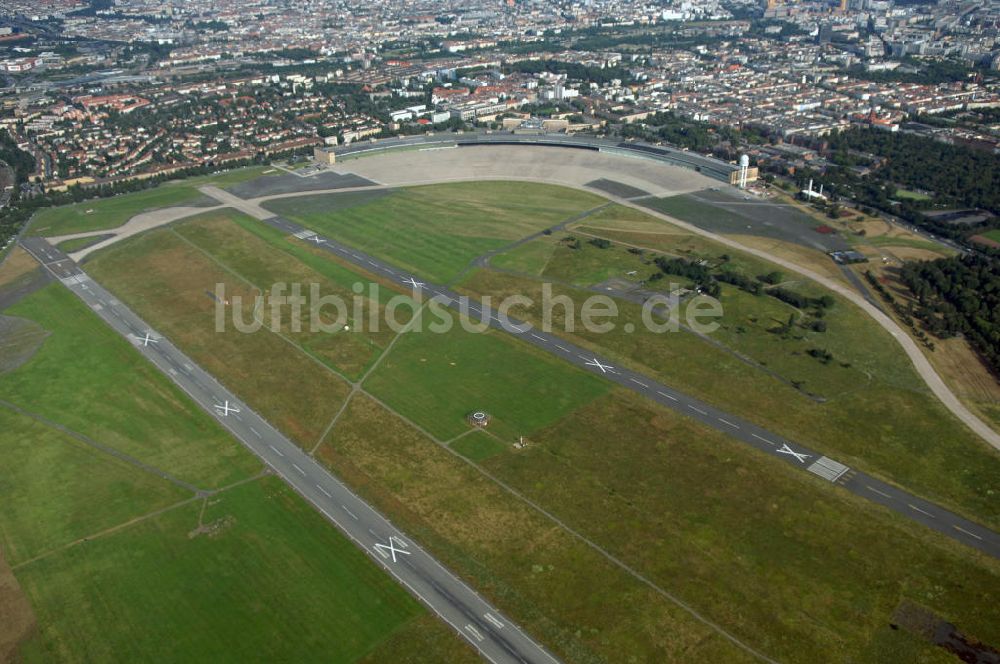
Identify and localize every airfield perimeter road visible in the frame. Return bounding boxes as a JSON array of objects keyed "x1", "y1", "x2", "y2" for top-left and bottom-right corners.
[
  {"x1": 18, "y1": 237, "x2": 560, "y2": 664},
  {"x1": 193, "y1": 188, "x2": 1000, "y2": 561}
]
